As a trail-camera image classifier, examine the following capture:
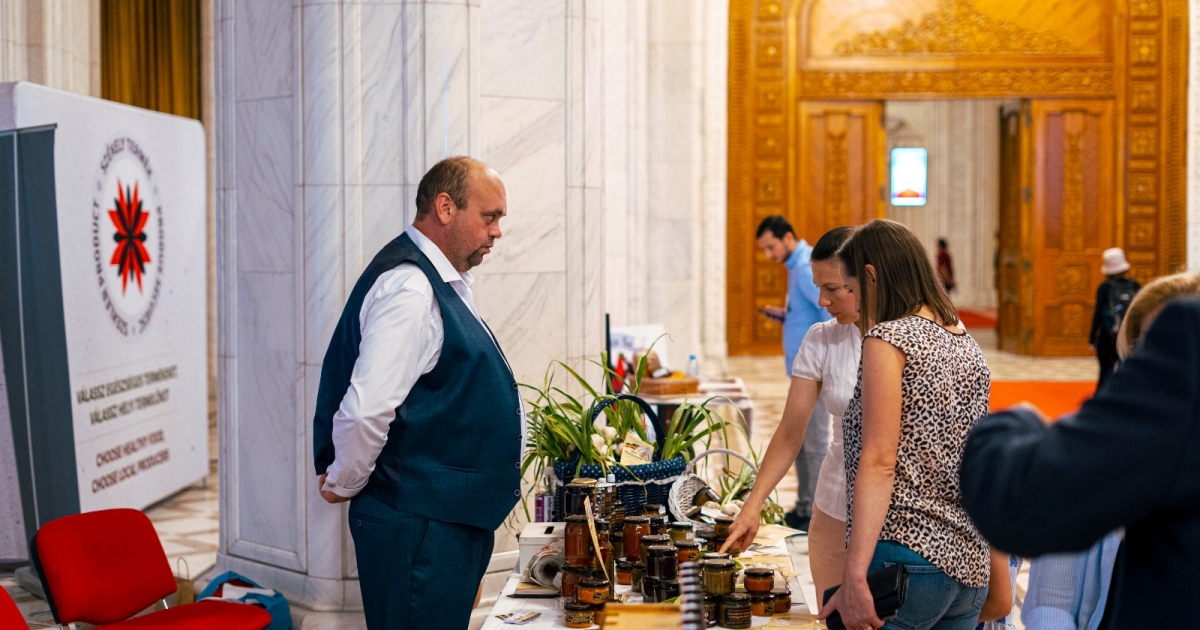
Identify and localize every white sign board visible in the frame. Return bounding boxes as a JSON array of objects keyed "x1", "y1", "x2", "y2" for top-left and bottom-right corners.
[{"x1": 0, "y1": 82, "x2": 207, "y2": 522}]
